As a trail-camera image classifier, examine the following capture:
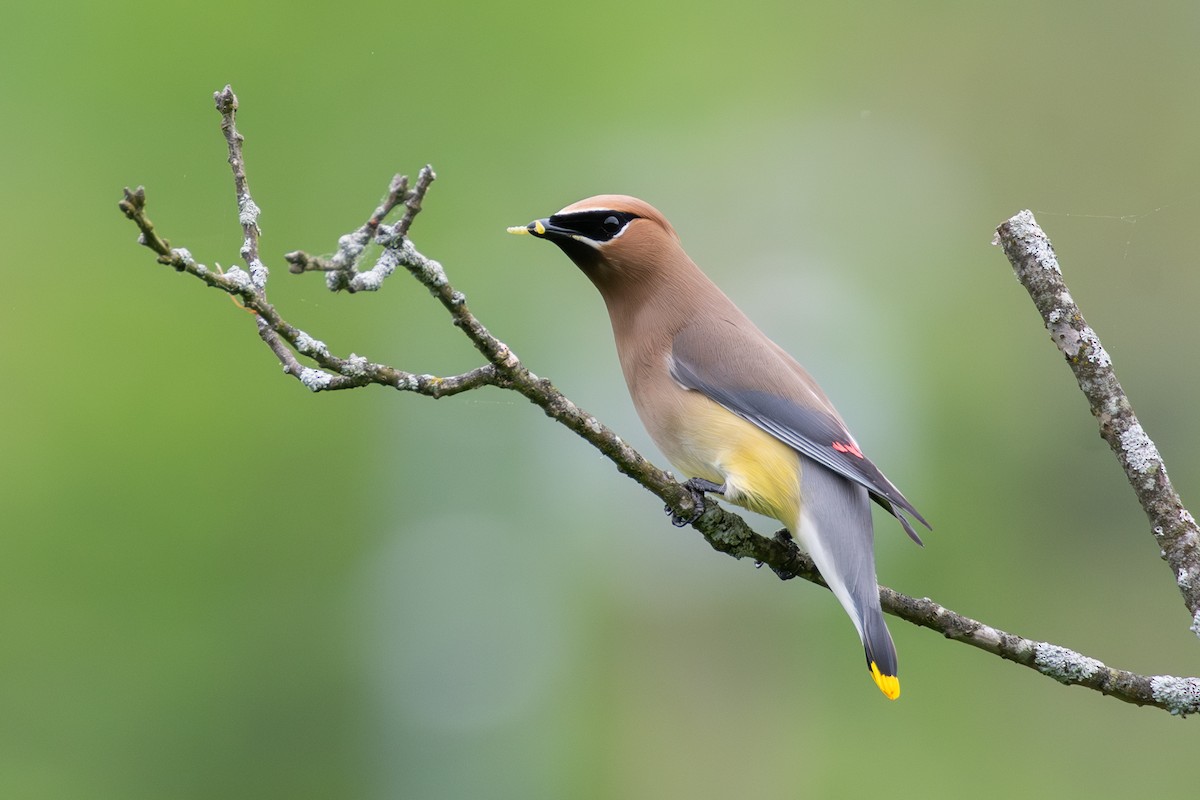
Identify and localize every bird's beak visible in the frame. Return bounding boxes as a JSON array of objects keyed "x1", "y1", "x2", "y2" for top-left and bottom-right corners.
[{"x1": 507, "y1": 219, "x2": 548, "y2": 237}]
